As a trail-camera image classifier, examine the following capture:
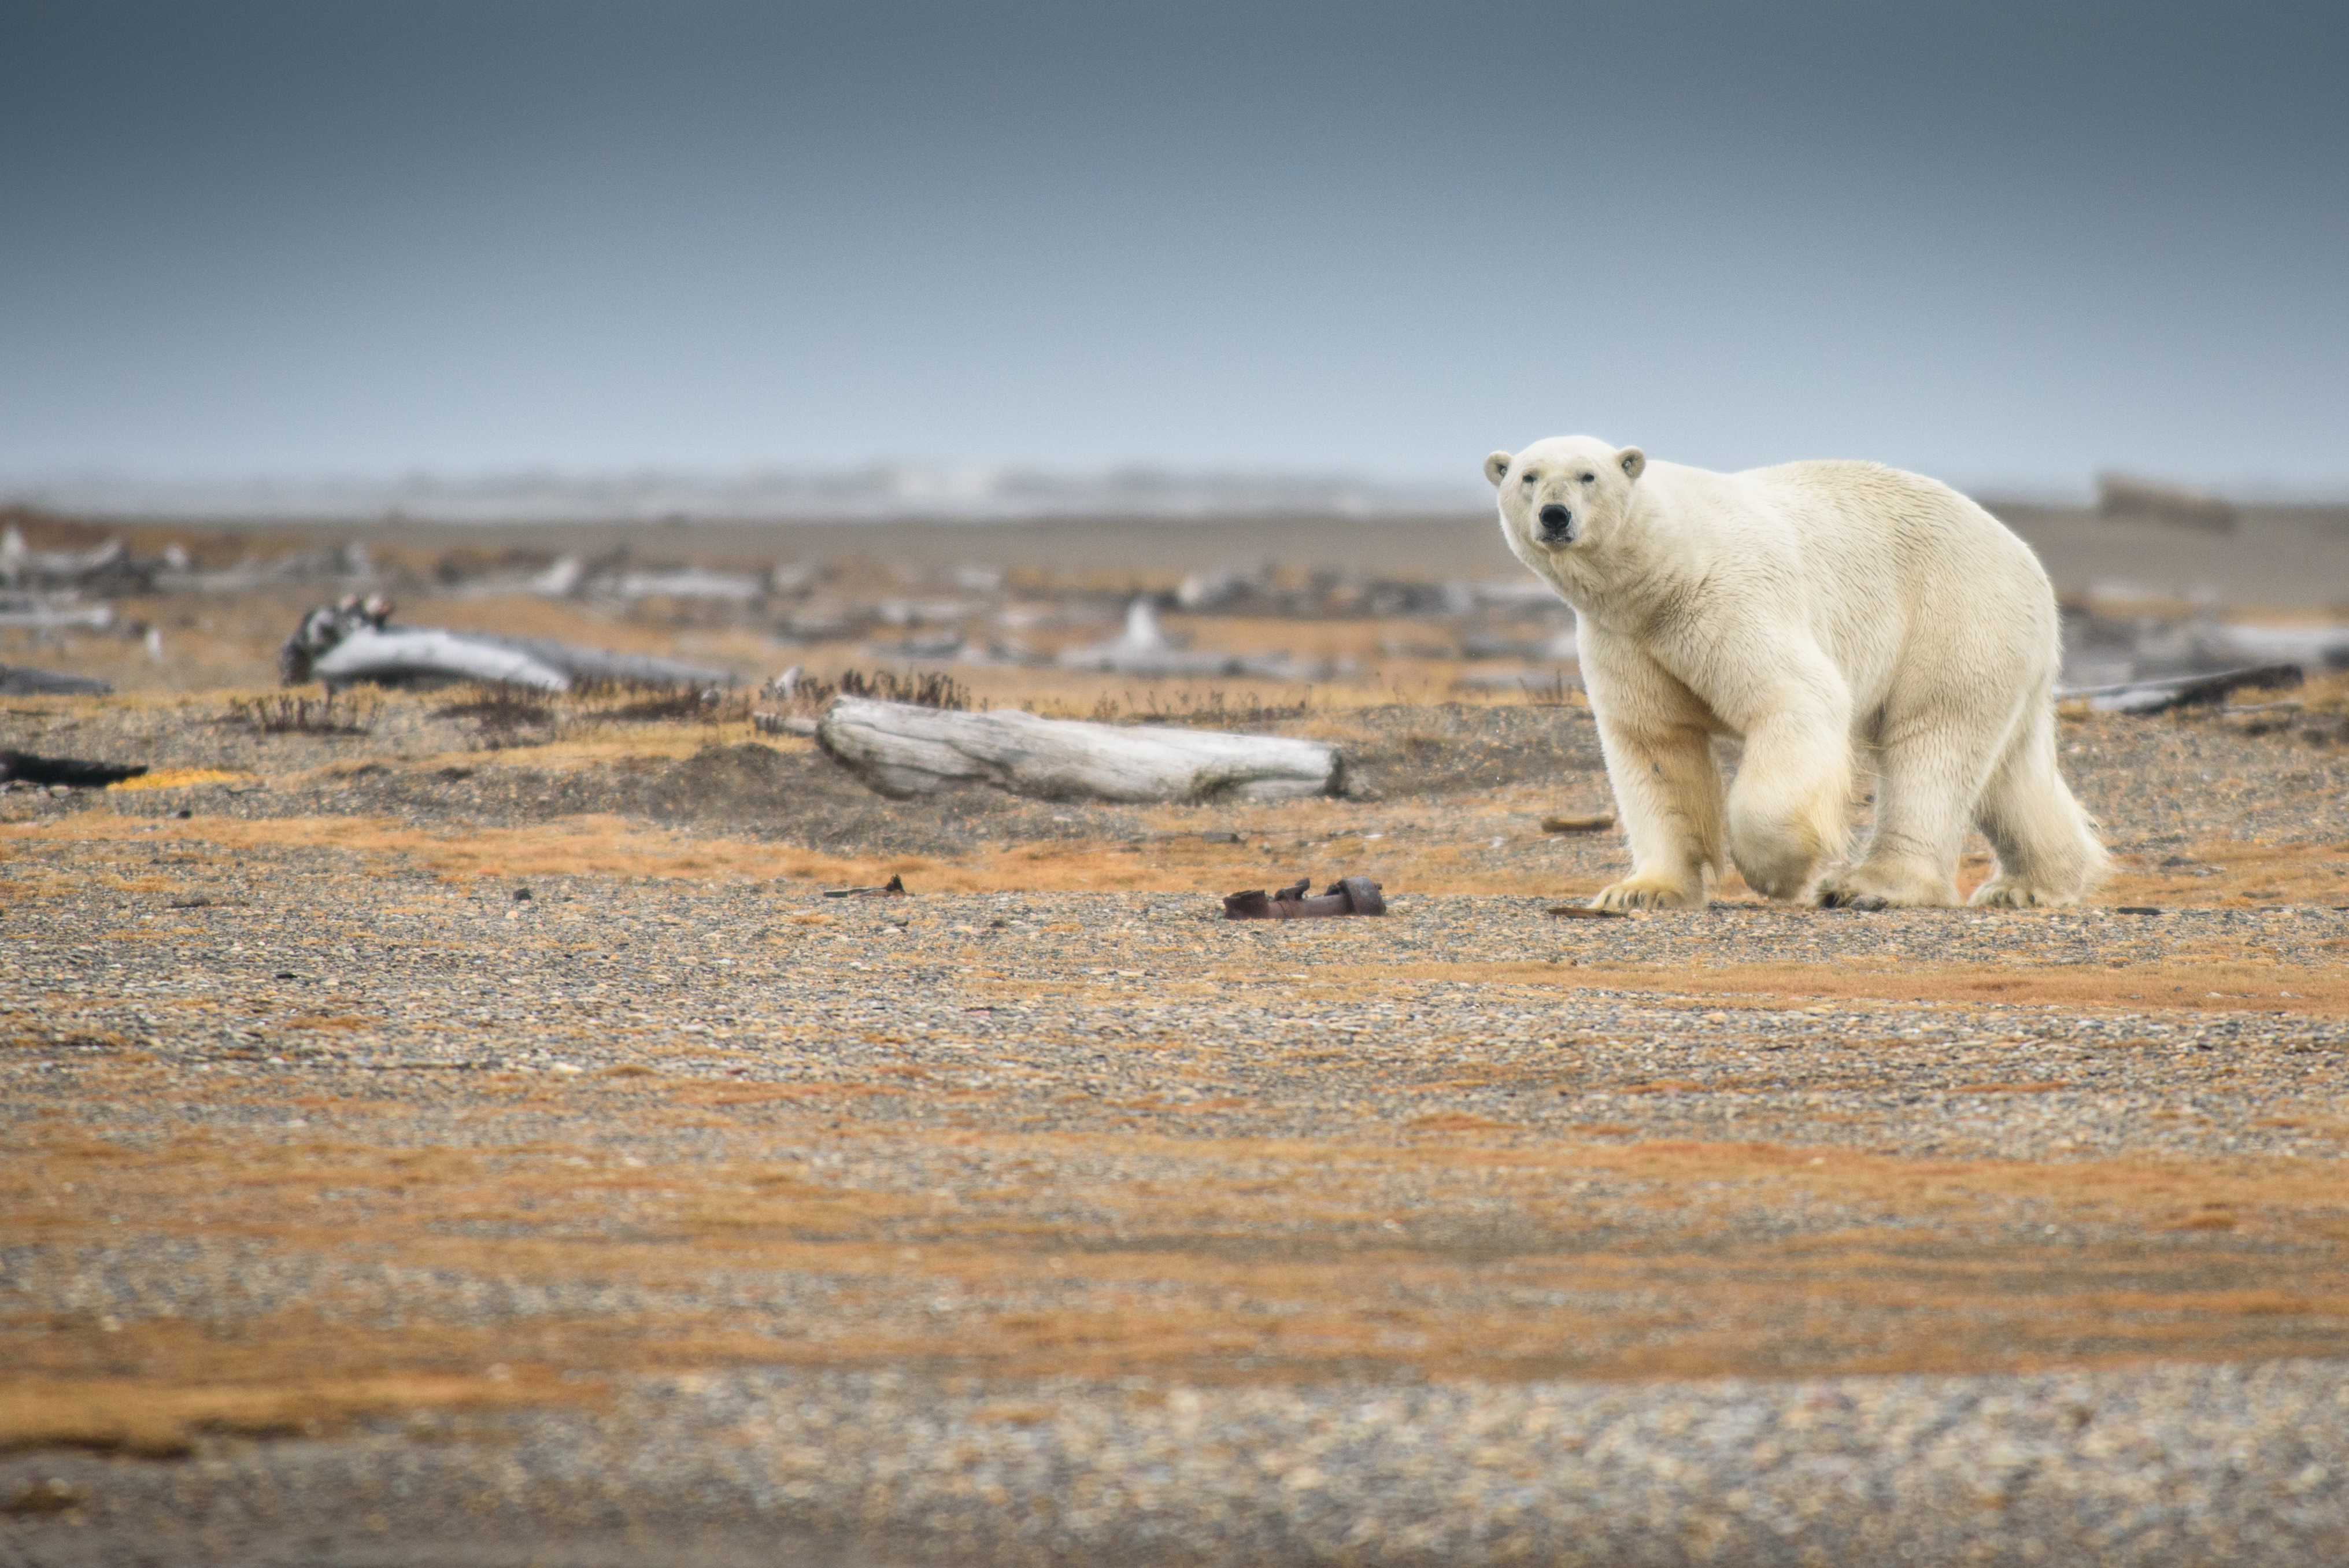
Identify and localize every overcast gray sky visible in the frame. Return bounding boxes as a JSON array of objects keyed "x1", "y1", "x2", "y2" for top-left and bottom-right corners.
[{"x1": 2, "y1": 1, "x2": 2343, "y2": 493}]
